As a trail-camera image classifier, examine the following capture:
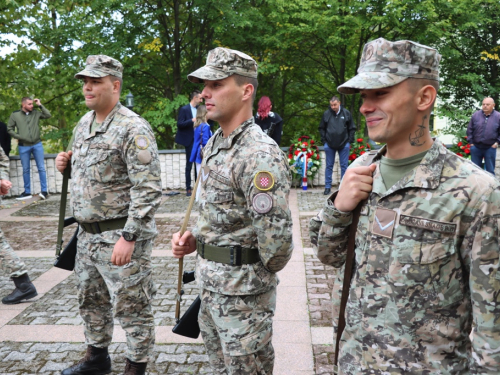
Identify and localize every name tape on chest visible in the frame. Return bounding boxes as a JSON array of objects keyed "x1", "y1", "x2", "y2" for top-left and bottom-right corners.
[{"x1": 399, "y1": 215, "x2": 456, "y2": 234}]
